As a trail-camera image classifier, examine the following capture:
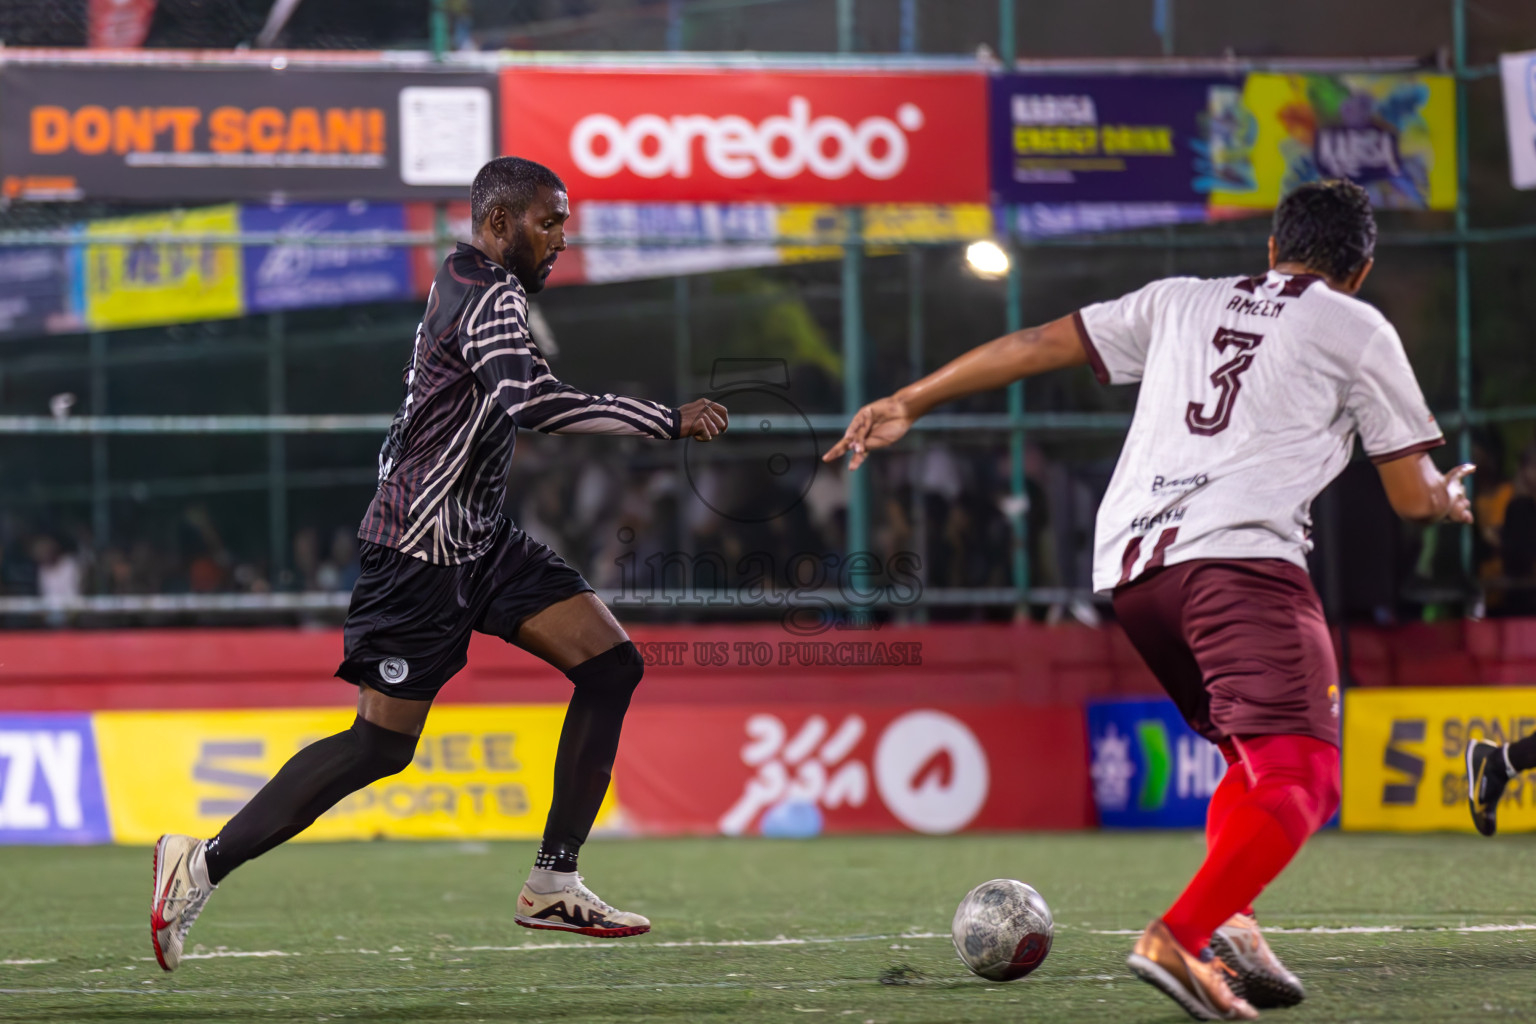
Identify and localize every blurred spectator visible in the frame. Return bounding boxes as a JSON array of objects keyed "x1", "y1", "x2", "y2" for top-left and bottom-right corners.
[
  {"x1": 1502, "y1": 445, "x2": 1536, "y2": 617},
  {"x1": 316, "y1": 529, "x2": 362, "y2": 592},
  {"x1": 291, "y1": 526, "x2": 322, "y2": 591},
  {"x1": 32, "y1": 534, "x2": 82, "y2": 602},
  {"x1": 182, "y1": 505, "x2": 232, "y2": 593}
]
